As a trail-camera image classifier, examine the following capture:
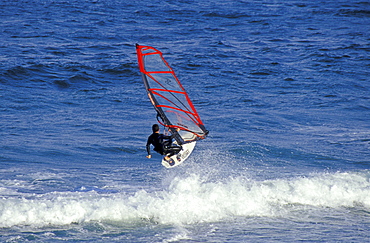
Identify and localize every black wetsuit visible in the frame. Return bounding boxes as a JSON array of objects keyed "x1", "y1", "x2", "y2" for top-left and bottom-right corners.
[{"x1": 146, "y1": 132, "x2": 181, "y2": 158}]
